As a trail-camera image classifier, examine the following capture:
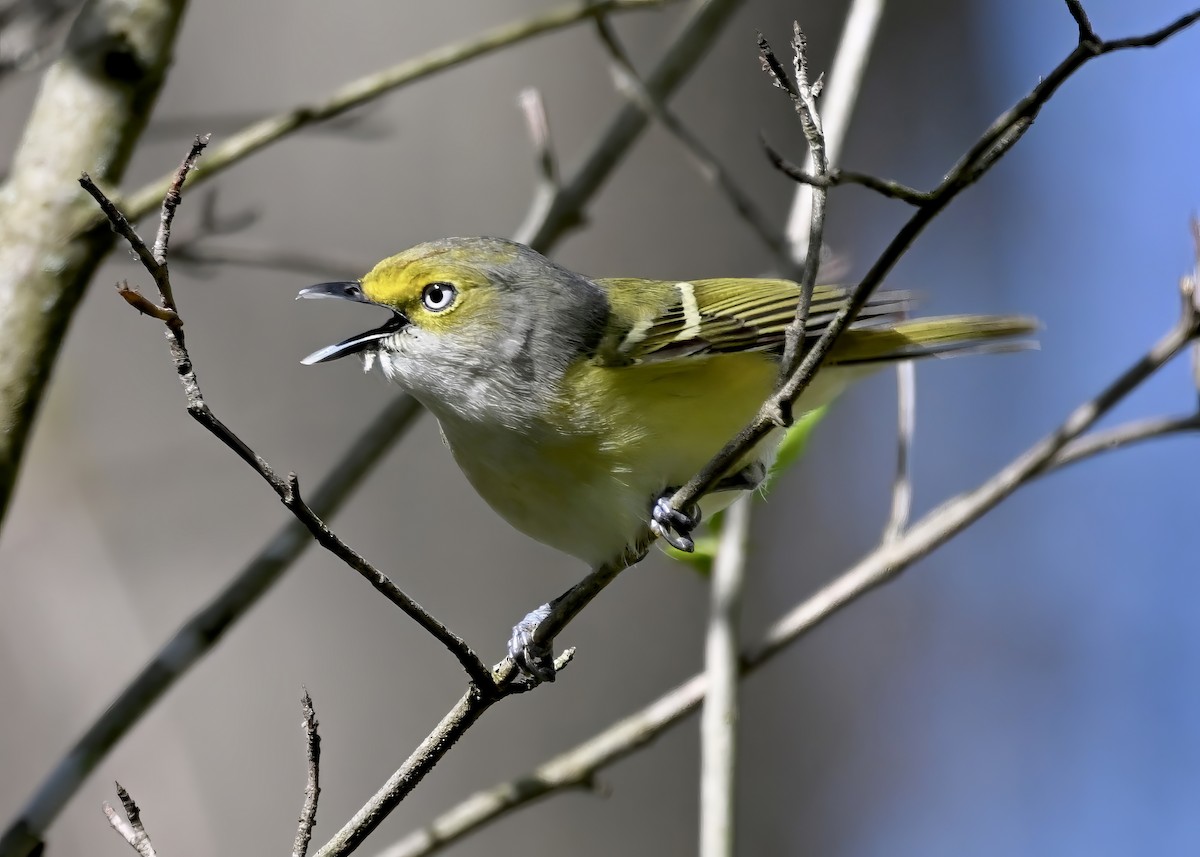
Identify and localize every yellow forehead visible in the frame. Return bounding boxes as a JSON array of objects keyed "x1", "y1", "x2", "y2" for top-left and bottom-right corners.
[{"x1": 360, "y1": 241, "x2": 516, "y2": 310}]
